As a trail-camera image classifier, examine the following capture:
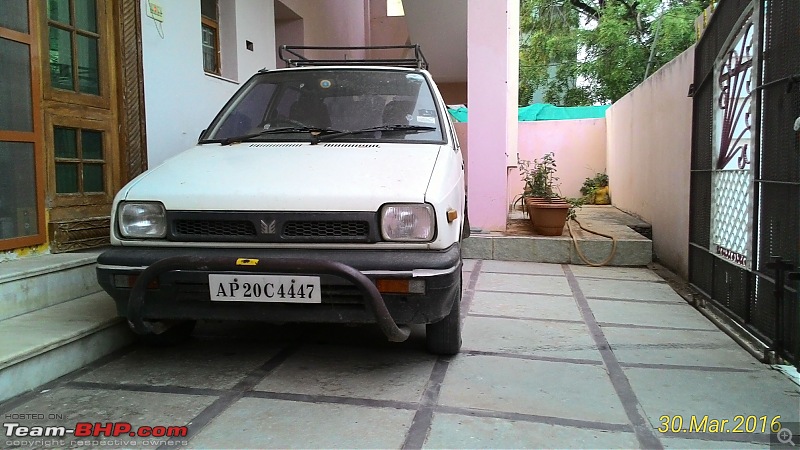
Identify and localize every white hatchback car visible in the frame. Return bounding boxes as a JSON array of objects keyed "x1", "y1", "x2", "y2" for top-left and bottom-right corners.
[{"x1": 96, "y1": 46, "x2": 468, "y2": 354}]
